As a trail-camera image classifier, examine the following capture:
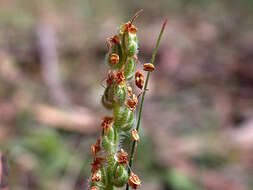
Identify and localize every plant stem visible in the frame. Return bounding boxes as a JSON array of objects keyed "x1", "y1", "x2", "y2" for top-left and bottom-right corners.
[
  {"x1": 106, "y1": 153, "x2": 116, "y2": 190},
  {"x1": 126, "y1": 18, "x2": 167, "y2": 190}
]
